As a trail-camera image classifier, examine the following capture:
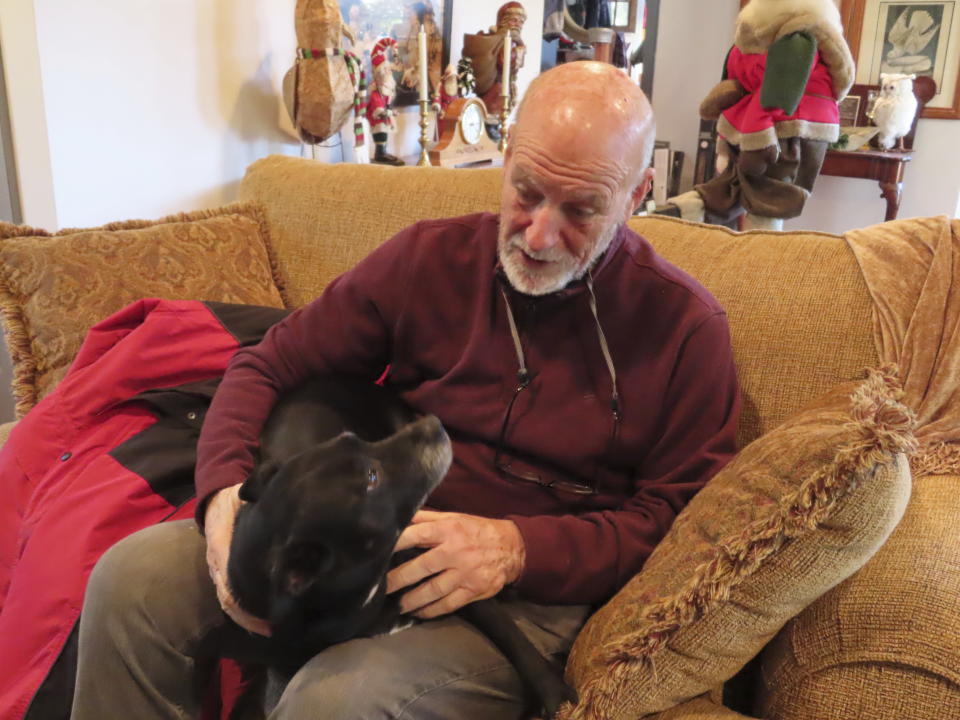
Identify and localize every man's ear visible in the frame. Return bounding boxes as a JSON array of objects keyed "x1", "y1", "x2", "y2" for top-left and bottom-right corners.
[
  {"x1": 625, "y1": 166, "x2": 655, "y2": 219},
  {"x1": 239, "y1": 459, "x2": 280, "y2": 502}
]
